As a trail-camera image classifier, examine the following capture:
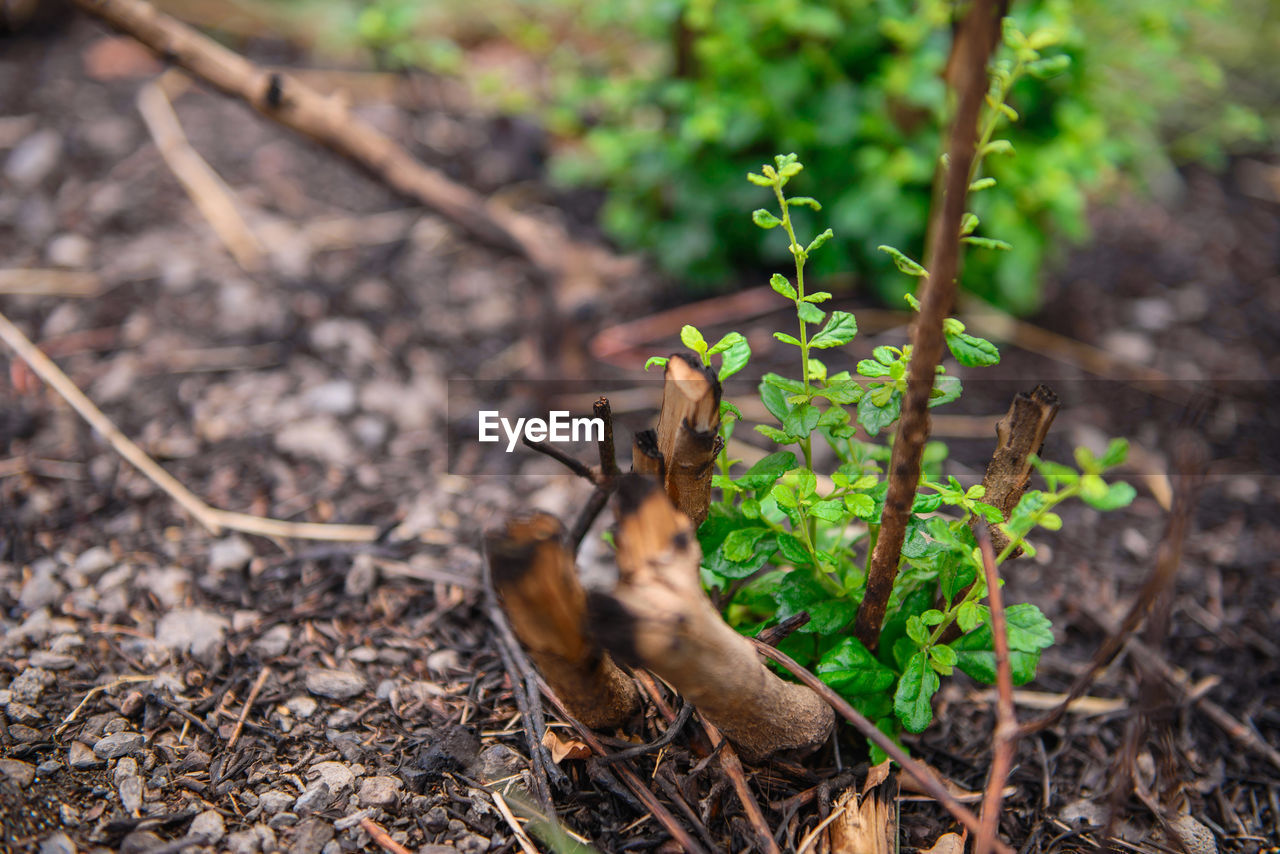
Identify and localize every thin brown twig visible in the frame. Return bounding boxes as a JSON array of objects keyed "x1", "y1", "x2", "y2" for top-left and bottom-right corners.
[
  {"x1": 358, "y1": 817, "x2": 413, "y2": 854},
  {"x1": 539, "y1": 684, "x2": 709, "y2": 854},
  {"x1": 1017, "y1": 437, "x2": 1204, "y2": 738},
  {"x1": 0, "y1": 309, "x2": 378, "y2": 542},
  {"x1": 854, "y1": 0, "x2": 1001, "y2": 650},
  {"x1": 226, "y1": 666, "x2": 271, "y2": 750},
  {"x1": 136, "y1": 75, "x2": 265, "y2": 271},
  {"x1": 521, "y1": 436, "x2": 602, "y2": 483},
  {"x1": 975, "y1": 525, "x2": 1018, "y2": 854},
  {"x1": 751, "y1": 639, "x2": 1015, "y2": 854},
  {"x1": 702, "y1": 720, "x2": 781, "y2": 854}
]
